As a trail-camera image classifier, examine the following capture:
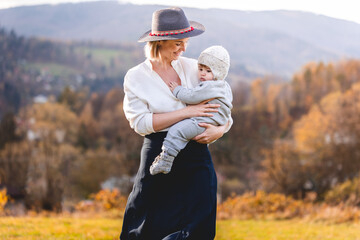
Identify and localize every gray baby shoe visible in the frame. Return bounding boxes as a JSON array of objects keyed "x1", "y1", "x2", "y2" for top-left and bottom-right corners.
[{"x1": 150, "y1": 152, "x2": 175, "y2": 175}]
